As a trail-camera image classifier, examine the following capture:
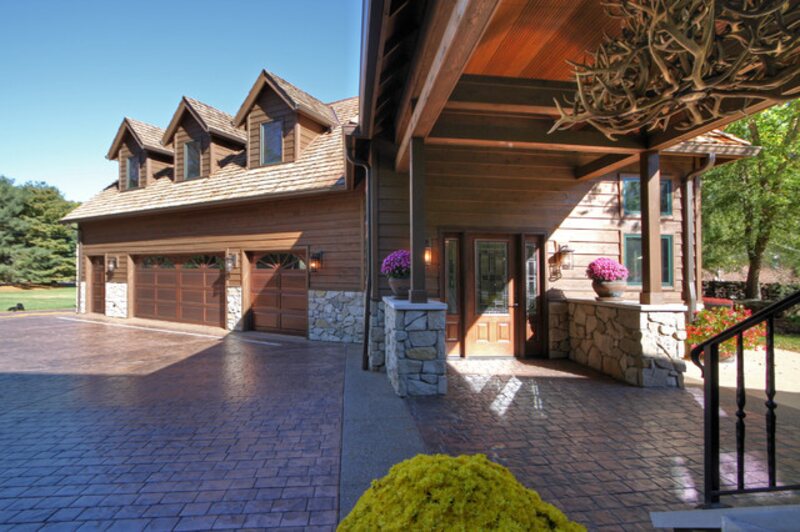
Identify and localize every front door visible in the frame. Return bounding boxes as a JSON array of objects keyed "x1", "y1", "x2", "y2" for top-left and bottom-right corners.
[
  {"x1": 90, "y1": 256, "x2": 105, "y2": 314},
  {"x1": 465, "y1": 235, "x2": 517, "y2": 356}
]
